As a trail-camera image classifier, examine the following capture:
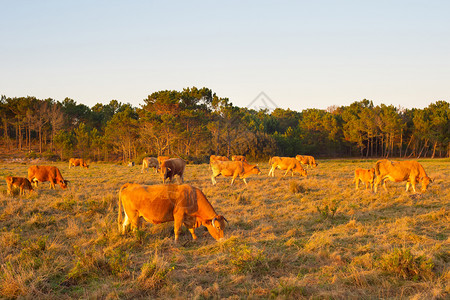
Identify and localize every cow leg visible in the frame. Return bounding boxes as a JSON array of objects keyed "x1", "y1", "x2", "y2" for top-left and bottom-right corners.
[
  {"x1": 7, "y1": 184, "x2": 12, "y2": 196},
  {"x1": 405, "y1": 182, "x2": 410, "y2": 192},
  {"x1": 174, "y1": 218, "x2": 183, "y2": 242},
  {"x1": 355, "y1": 178, "x2": 359, "y2": 190},
  {"x1": 268, "y1": 166, "x2": 275, "y2": 177},
  {"x1": 382, "y1": 179, "x2": 388, "y2": 192},
  {"x1": 121, "y1": 212, "x2": 130, "y2": 234},
  {"x1": 243, "y1": 178, "x2": 248, "y2": 185},
  {"x1": 283, "y1": 168, "x2": 290, "y2": 177},
  {"x1": 365, "y1": 181, "x2": 369, "y2": 190},
  {"x1": 373, "y1": 176, "x2": 381, "y2": 193},
  {"x1": 410, "y1": 178, "x2": 417, "y2": 192},
  {"x1": 211, "y1": 174, "x2": 217, "y2": 185},
  {"x1": 50, "y1": 181, "x2": 55, "y2": 189},
  {"x1": 188, "y1": 228, "x2": 198, "y2": 240}
]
